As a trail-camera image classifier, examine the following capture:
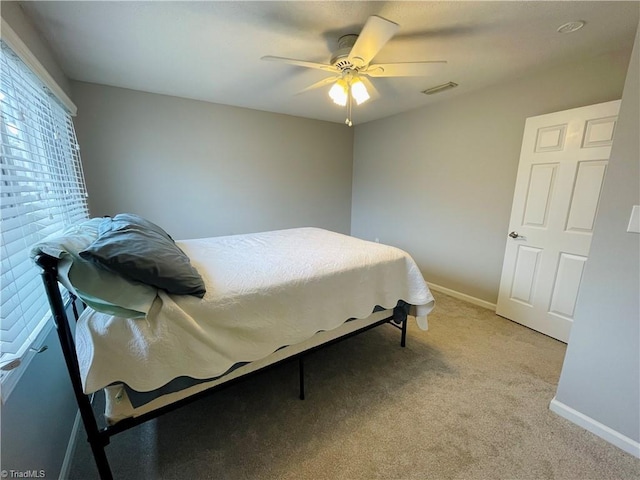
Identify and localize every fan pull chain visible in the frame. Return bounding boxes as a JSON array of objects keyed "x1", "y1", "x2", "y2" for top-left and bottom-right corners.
[{"x1": 345, "y1": 84, "x2": 353, "y2": 127}]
